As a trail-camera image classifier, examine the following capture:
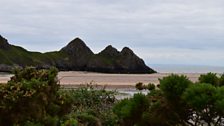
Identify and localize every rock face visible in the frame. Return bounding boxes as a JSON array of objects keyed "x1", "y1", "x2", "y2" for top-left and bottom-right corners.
[
  {"x1": 0, "y1": 35, "x2": 10, "y2": 49},
  {"x1": 86, "y1": 46, "x2": 155, "y2": 73},
  {"x1": 0, "y1": 35, "x2": 156, "y2": 73},
  {"x1": 99, "y1": 45, "x2": 120, "y2": 57},
  {"x1": 59, "y1": 38, "x2": 94, "y2": 70}
]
